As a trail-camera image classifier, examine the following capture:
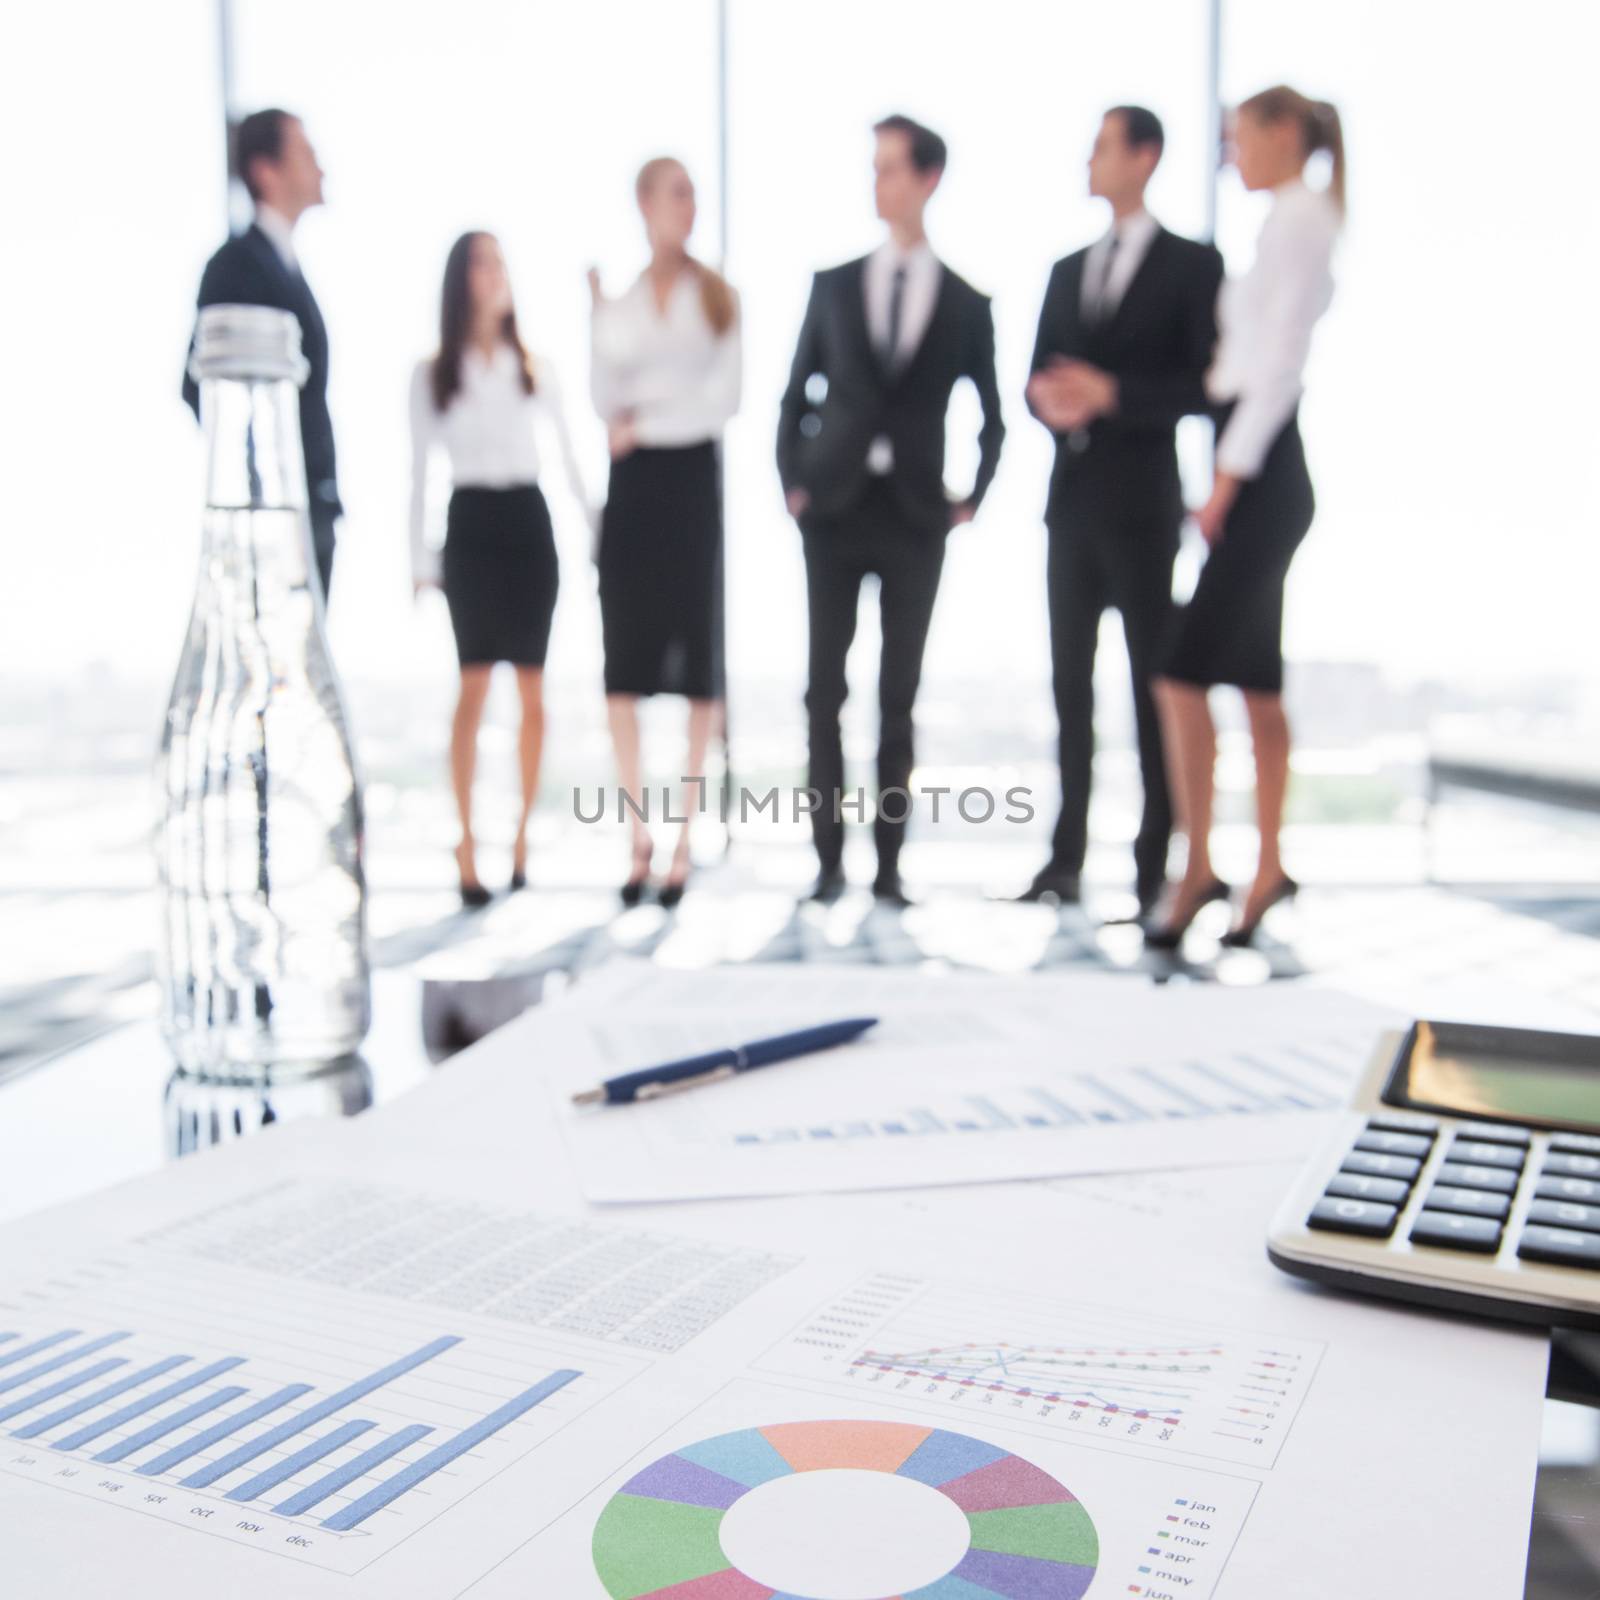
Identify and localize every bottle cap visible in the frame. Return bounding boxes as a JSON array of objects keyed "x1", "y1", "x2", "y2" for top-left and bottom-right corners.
[{"x1": 190, "y1": 304, "x2": 310, "y2": 387}]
